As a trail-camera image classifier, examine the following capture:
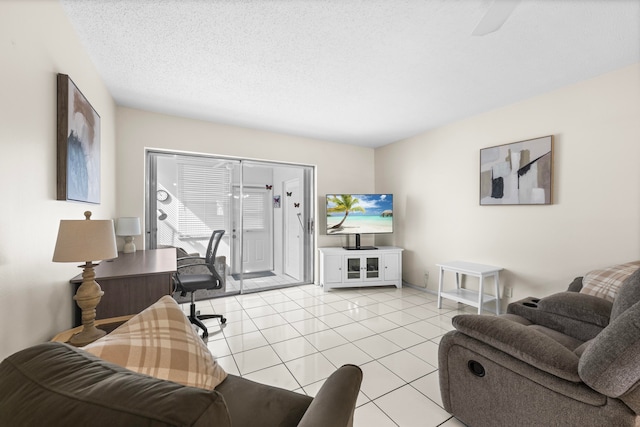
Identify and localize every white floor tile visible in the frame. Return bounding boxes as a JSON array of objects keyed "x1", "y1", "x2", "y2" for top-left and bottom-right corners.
[
  {"x1": 328, "y1": 299, "x2": 361, "y2": 312},
  {"x1": 383, "y1": 298, "x2": 418, "y2": 310},
  {"x1": 353, "y1": 334, "x2": 402, "y2": 359},
  {"x1": 221, "y1": 319, "x2": 258, "y2": 337},
  {"x1": 259, "y1": 293, "x2": 292, "y2": 305},
  {"x1": 268, "y1": 300, "x2": 302, "y2": 312},
  {"x1": 321, "y1": 342, "x2": 373, "y2": 367},
  {"x1": 359, "y1": 361, "x2": 405, "y2": 400},
  {"x1": 378, "y1": 350, "x2": 436, "y2": 382},
  {"x1": 206, "y1": 337, "x2": 232, "y2": 358},
  {"x1": 362, "y1": 302, "x2": 398, "y2": 315},
  {"x1": 290, "y1": 318, "x2": 331, "y2": 335},
  {"x1": 404, "y1": 319, "x2": 451, "y2": 340},
  {"x1": 260, "y1": 323, "x2": 302, "y2": 344},
  {"x1": 244, "y1": 305, "x2": 278, "y2": 318},
  {"x1": 235, "y1": 295, "x2": 268, "y2": 309},
  {"x1": 270, "y1": 336, "x2": 318, "y2": 361},
  {"x1": 216, "y1": 354, "x2": 239, "y2": 376},
  {"x1": 353, "y1": 402, "x2": 396, "y2": 427},
  {"x1": 406, "y1": 340, "x2": 440, "y2": 367},
  {"x1": 314, "y1": 293, "x2": 348, "y2": 303},
  {"x1": 285, "y1": 353, "x2": 336, "y2": 386},
  {"x1": 380, "y1": 327, "x2": 427, "y2": 348},
  {"x1": 342, "y1": 295, "x2": 379, "y2": 307},
  {"x1": 243, "y1": 364, "x2": 300, "y2": 391},
  {"x1": 375, "y1": 384, "x2": 451, "y2": 427},
  {"x1": 381, "y1": 310, "x2": 421, "y2": 326},
  {"x1": 317, "y1": 312, "x2": 354, "y2": 328},
  {"x1": 304, "y1": 329, "x2": 349, "y2": 351},
  {"x1": 233, "y1": 346, "x2": 281, "y2": 375},
  {"x1": 279, "y1": 308, "x2": 315, "y2": 323},
  {"x1": 357, "y1": 316, "x2": 400, "y2": 334},
  {"x1": 303, "y1": 304, "x2": 338, "y2": 316},
  {"x1": 333, "y1": 323, "x2": 376, "y2": 341},
  {"x1": 210, "y1": 299, "x2": 243, "y2": 313},
  {"x1": 411, "y1": 370, "x2": 444, "y2": 408},
  {"x1": 225, "y1": 330, "x2": 269, "y2": 353},
  {"x1": 250, "y1": 313, "x2": 287, "y2": 329},
  {"x1": 342, "y1": 307, "x2": 378, "y2": 321}
]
